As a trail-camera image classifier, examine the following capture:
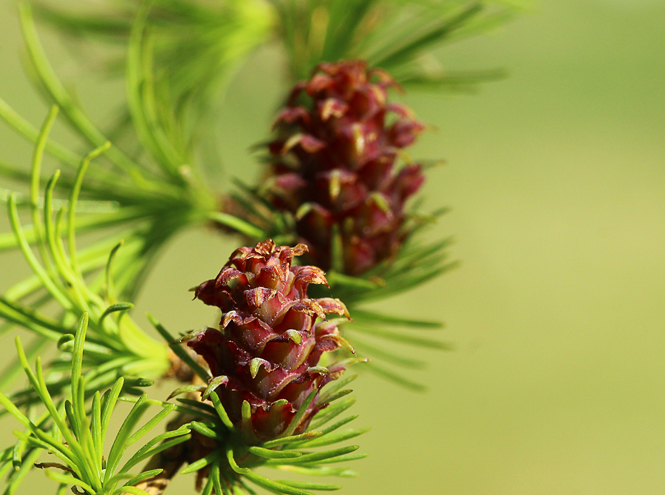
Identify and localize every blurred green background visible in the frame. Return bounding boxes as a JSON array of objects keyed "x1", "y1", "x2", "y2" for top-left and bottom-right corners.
[{"x1": 2, "y1": 0, "x2": 665, "y2": 493}]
